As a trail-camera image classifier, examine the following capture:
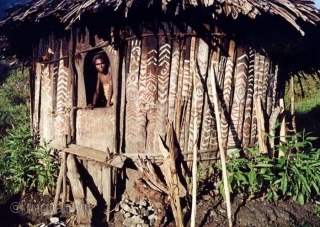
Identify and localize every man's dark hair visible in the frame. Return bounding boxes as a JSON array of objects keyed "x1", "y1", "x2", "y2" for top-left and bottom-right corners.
[{"x1": 92, "y1": 53, "x2": 107, "y2": 65}]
